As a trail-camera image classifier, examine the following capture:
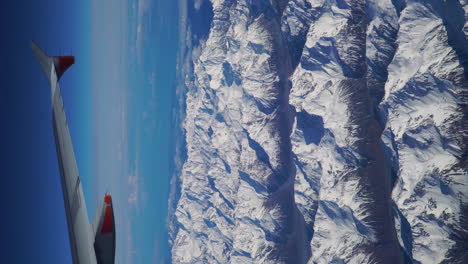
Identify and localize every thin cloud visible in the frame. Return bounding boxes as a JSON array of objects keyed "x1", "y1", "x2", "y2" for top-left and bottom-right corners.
[
  {"x1": 136, "y1": 0, "x2": 152, "y2": 63},
  {"x1": 127, "y1": 174, "x2": 139, "y2": 207}
]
